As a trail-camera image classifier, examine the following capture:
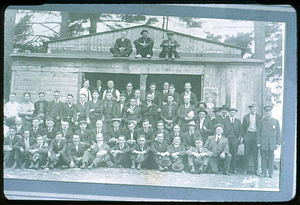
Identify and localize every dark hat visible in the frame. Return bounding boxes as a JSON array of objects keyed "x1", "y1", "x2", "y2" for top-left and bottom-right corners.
[
  {"x1": 213, "y1": 107, "x2": 220, "y2": 112},
  {"x1": 9, "y1": 126, "x2": 16, "y2": 130},
  {"x1": 140, "y1": 30, "x2": 148, "y2": 35},
  {"x1": 135, "y1": 153, "x2": 145, "y2": 163},
  {"x1": 187, "y1": 121, "x2": 197, "y2": 127},
  {"x1": 111, "y1": 118, "x2": 122, "y2": 122},
  {"x1": 220, "y1": 105, "x2": 229, "y2": 110},
  {"x1": 197, "y1": 108, "x2": 208, "y2": 115},
  {"x1": 38, "y1": 92, "x2": 45, "y2": 95},
  {"x1": 214, "y1": 123, "x2": 224, "y2": 130},
  {"x1": 79, "y1": 120, "x2": 87, "y2": 125},
  {"x1": 264, "y1": 105, "x2": 273, "y2": 111},
  {"x1": 166, "y1": 31, "x2": 174, "y2": 36},
  {"x1": 159, "y1": 156, "x2": 172, "y2": 167},
  {"x1": 228, "y1": 108, "x2": 238, "y2": 112},
  {"x1": 196, "y1": 101, "x2": 207, "y2": 109},
  {"x1": 248, "y1": 102, "x2": 257, "y2": 108},
  {"x1": 172, "y1": 159, "x2": 185, "y2": 172}
]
